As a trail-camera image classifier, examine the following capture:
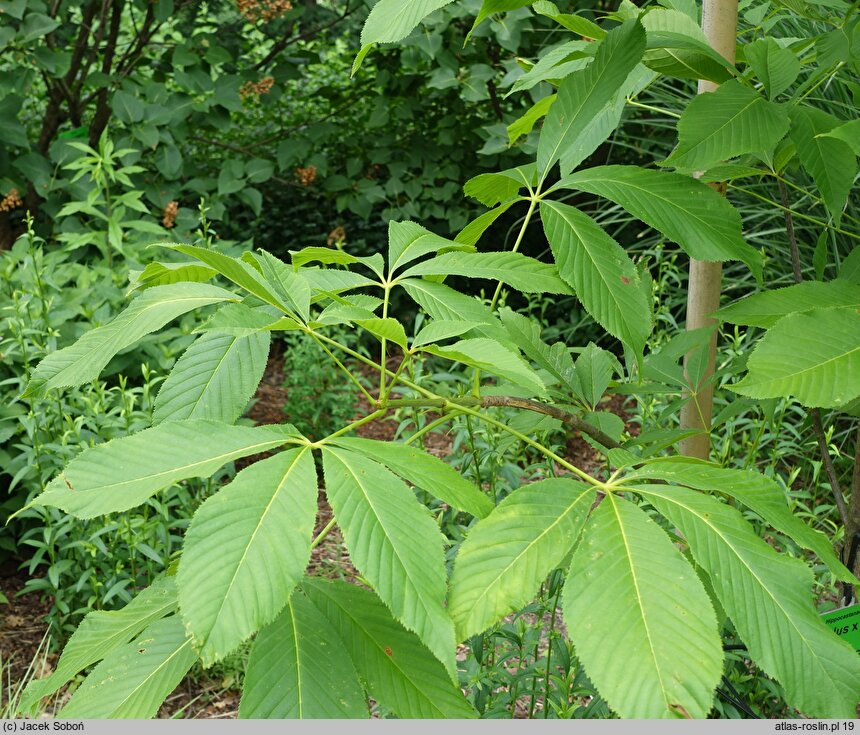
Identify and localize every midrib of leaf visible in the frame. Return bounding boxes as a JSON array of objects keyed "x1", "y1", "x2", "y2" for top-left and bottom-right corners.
[
  {"x1": 288, "y1": 601, "x2": 304, "y2": 718},
  {"x1": 458, "y1": 489, "x2": 591, "y2": 620},
  {"x1": 336, "y1": 457, "x2": 429, "y2": 605},
  {"x1": 47, "y1": 293, "x2": 231, "y2": 387},
  {"x1": 749, "y1": 342, "x2": 860, "y2": 384},
  {"x1": 205, "y1": 448, "x2": 308, "y2": 648},
  {"x1": 392, "y1": 233, "x2": 434, "y2": 272},
  {"x1": 184, "y1": 336, "x2": 239, "y2": 417},
  {"x1": 677, "y1": 96, "x2": 760, "y2": 162},
  {"x1": 317, "y1": 591, "x2": 451, "y2": 718},
  {"x1": 608, "y1": 495, "x2": 670, "y2": 711},
  {"x1": 541, "y1": 55, "x2": 620, "y2": 181},
  {"x1": 661, "y1": 48, "x2": 700, "y2": 77},
  {"x1": 545, "y1": 202, "x2": 638, "y2": 335},
  {"x1": 61, "y1": 435, "x2": 287, "y2": 495},
  {"x1": 114, "y1": 636, "x2": 194, "y2": 715},
  {"x1": 633, "y1": 486, "x2": 838, "y2": 681}
]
